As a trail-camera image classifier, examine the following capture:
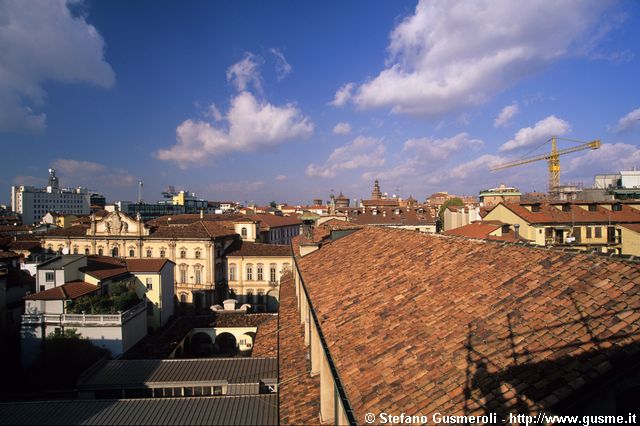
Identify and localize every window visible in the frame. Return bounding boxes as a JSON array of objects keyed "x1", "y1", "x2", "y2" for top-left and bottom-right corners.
[
  {"x1": 39, "y1": 285, "x2": 45, "y2": 292},
  {"x1": 246, "y1": 265, "x2": 253, "y2": 281},
  {"x1": 73, "y1": 247, "x2": 78, "y2": 255},
  {"x1": 98, "y1": 248, "x2": 104, "y2": 256},
  {"x1": 195, "y1": 250, "x2": 201, "y2": 259},
  {"x1": 613, "y1": 203, "x2": 622, "y2": 211},
  {"x1": 195, "y1": 267, "x2": 201, "y2": 285},
  {"x1": 129, "y1": 249, "x2": 135, "y2": 257},
  {"x1": 180, "y1": 293, "x2": 187, "y2": 303},
  {"x1": 229, "y1": 264, "x2": 236, "y2": 281},
  {"x1": 270, "y1": 265, "x2": 277, "y2": 282},
  {"x1": 45, "y1": 272, "x2": 54, "y2": 282},
  {"x1": 241, "y1": 227, "x2": 247, "y2": 237},
  {"x1": 160, "y1": 249, "x2": 166, "y2": 258},
  {"x1": 146, "y1": 278, "x2": 153, "y2": 290},
  {"x1": 595, "y1": 227, "x2": 602, "y2": 238},
  {"x1": 112, "y1": 247, "x2": 119, "y2": 257},
  {"x1": 180, "y1": 250, "x2": 186, "y2": 258},
  {"x1": 180, "y1": 264, "x2": 188, "y2": 283},
  {"x1": 257, "y1": 264, "x2": 263, "y2": 281},
  {"x1": 588, "y1": 204, "x2": 597, "y2": 212},
  {"x1": 587, "y1": 227, "x2": 592, "y2": 238},
  {"x1": 146, "y1": 249, "x2": 152, "y2": 257}
]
